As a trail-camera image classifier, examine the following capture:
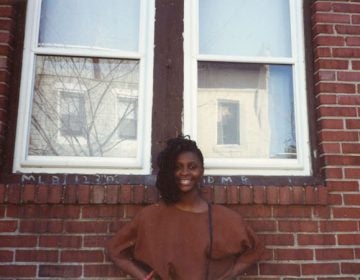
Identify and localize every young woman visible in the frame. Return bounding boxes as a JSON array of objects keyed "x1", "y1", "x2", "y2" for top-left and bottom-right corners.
[{"x1": 107, "y1": 136, "x2": 264, "y2": 280}]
